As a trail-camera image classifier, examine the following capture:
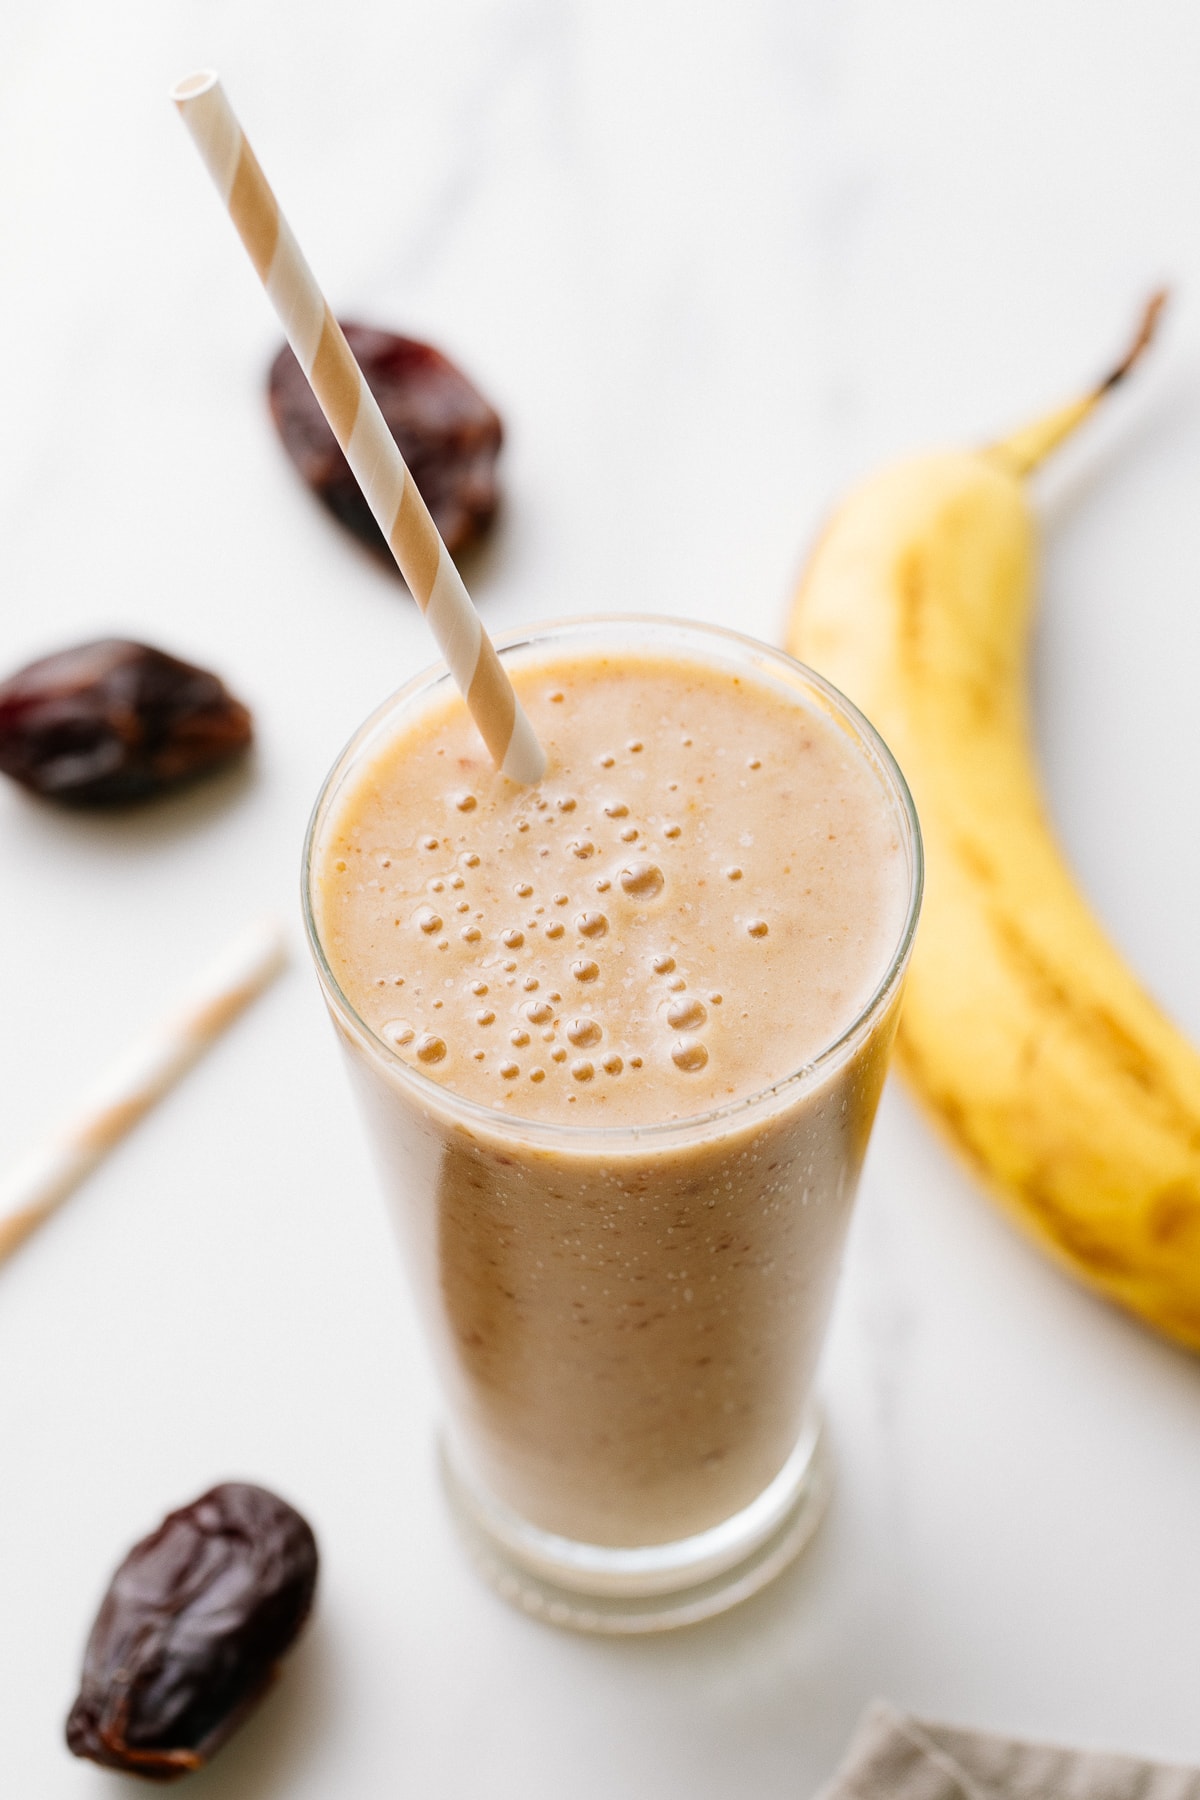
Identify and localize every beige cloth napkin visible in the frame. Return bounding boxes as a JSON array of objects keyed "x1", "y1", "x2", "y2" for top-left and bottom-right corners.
[{"x1": 817, "y1": 1701, "x2": 1200, "y2": 1800}]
